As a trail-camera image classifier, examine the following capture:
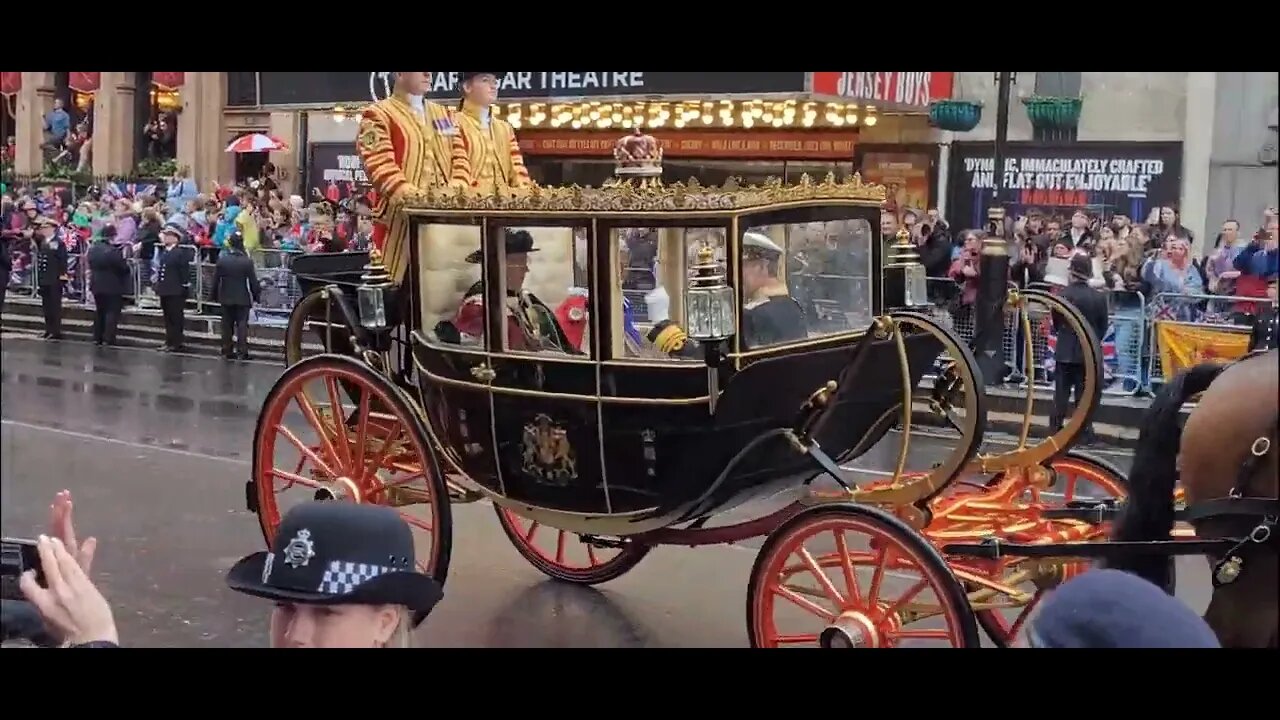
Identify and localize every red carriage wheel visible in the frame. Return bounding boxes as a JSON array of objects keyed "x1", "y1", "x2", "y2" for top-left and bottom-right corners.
[
  {"x1": 974, "y1": 451, "x2": 1127, "y2": 647},
  {"x1": 748, "y1": 503, "x2": 979, "y2": 648},
  {"x1": 252, "y1": 355, "x2": 453, "y2": 583},
  {"x1": 495, "y1": 507, "x2": 650, "y2": 585}
]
